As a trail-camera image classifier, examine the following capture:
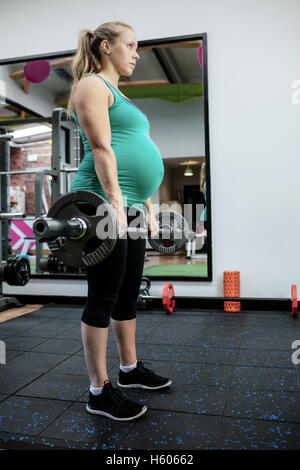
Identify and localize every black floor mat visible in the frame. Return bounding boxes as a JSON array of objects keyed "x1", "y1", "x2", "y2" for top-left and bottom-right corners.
[{"x1": 0, "y1": 305, "x2": 299, "y2": 450}]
